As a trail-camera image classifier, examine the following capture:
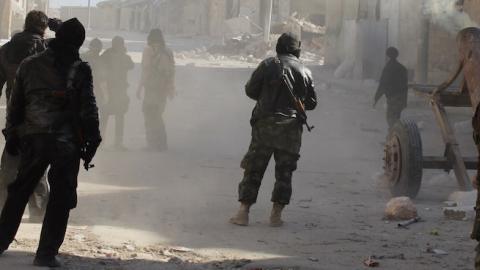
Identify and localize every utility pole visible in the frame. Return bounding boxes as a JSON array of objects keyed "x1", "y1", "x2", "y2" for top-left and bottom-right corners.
[
  {"x1": 264, "y1": 0, "x2": 273, "y2": 43},
  {"x1": 87, "y1": 0, "x2": 92, "y2": 30}
]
